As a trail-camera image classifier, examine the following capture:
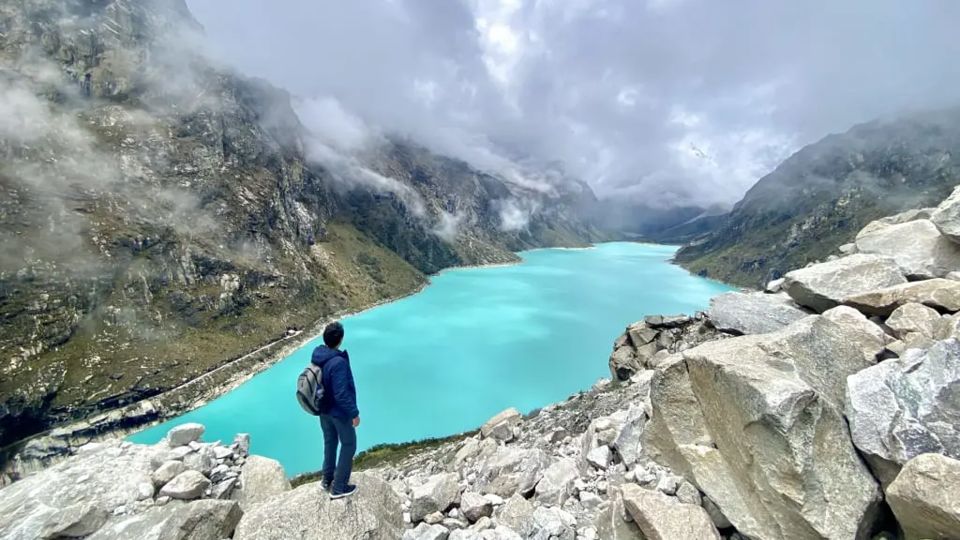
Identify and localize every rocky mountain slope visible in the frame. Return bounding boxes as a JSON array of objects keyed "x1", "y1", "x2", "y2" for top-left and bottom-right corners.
[
  {"x1": 0, "y1": 0, "x2": 602, "y2": 452},
  {"x1": 5, "y1": 185, "x2": 960, "y2": 539},
  {"x1": 675, "y1": 109, "x2": 960, "y2": 287}
]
